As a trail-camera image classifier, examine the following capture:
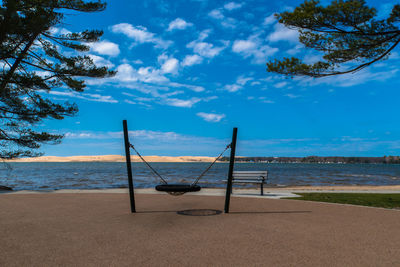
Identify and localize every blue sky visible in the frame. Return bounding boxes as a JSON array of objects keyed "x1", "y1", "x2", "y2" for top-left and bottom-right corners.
[{"x1": 40, "y1": 0, "x2": 400, "y2": 157}]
